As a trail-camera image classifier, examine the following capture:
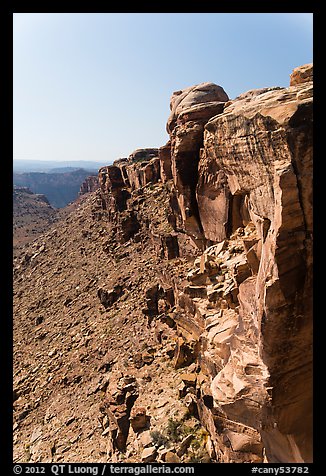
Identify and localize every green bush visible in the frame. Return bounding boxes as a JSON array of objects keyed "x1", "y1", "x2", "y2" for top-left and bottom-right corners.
[
  {"x1": 166, "y1": 418, "x2": 183, "y2": 442},
  {"x1": 150, "y1": 430, "x2": 170, "y2": 448},
  {"x1": 187, "y1": 453, "x2": 203, "y2": 463}
]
